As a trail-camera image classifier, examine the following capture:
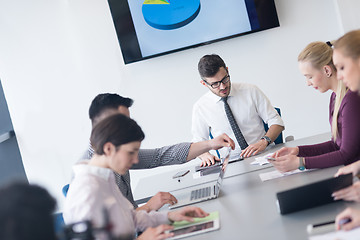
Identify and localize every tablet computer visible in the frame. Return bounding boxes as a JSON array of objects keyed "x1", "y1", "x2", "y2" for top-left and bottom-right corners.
[
  {"x1": 276, "y1": 173, "x2": 352, "y2": 215},
  {"x1": 167, "y1": 211, "x2": 220, "y2": 239}
]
